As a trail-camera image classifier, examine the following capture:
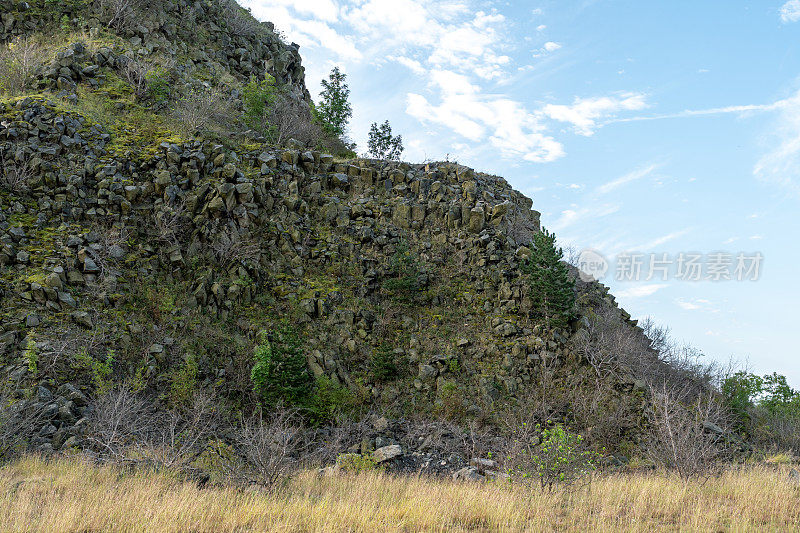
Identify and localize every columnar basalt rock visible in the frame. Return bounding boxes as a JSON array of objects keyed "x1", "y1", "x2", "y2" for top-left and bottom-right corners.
[{"x1": 0, "y1": 2, "x2": 661, "y2": 459}]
